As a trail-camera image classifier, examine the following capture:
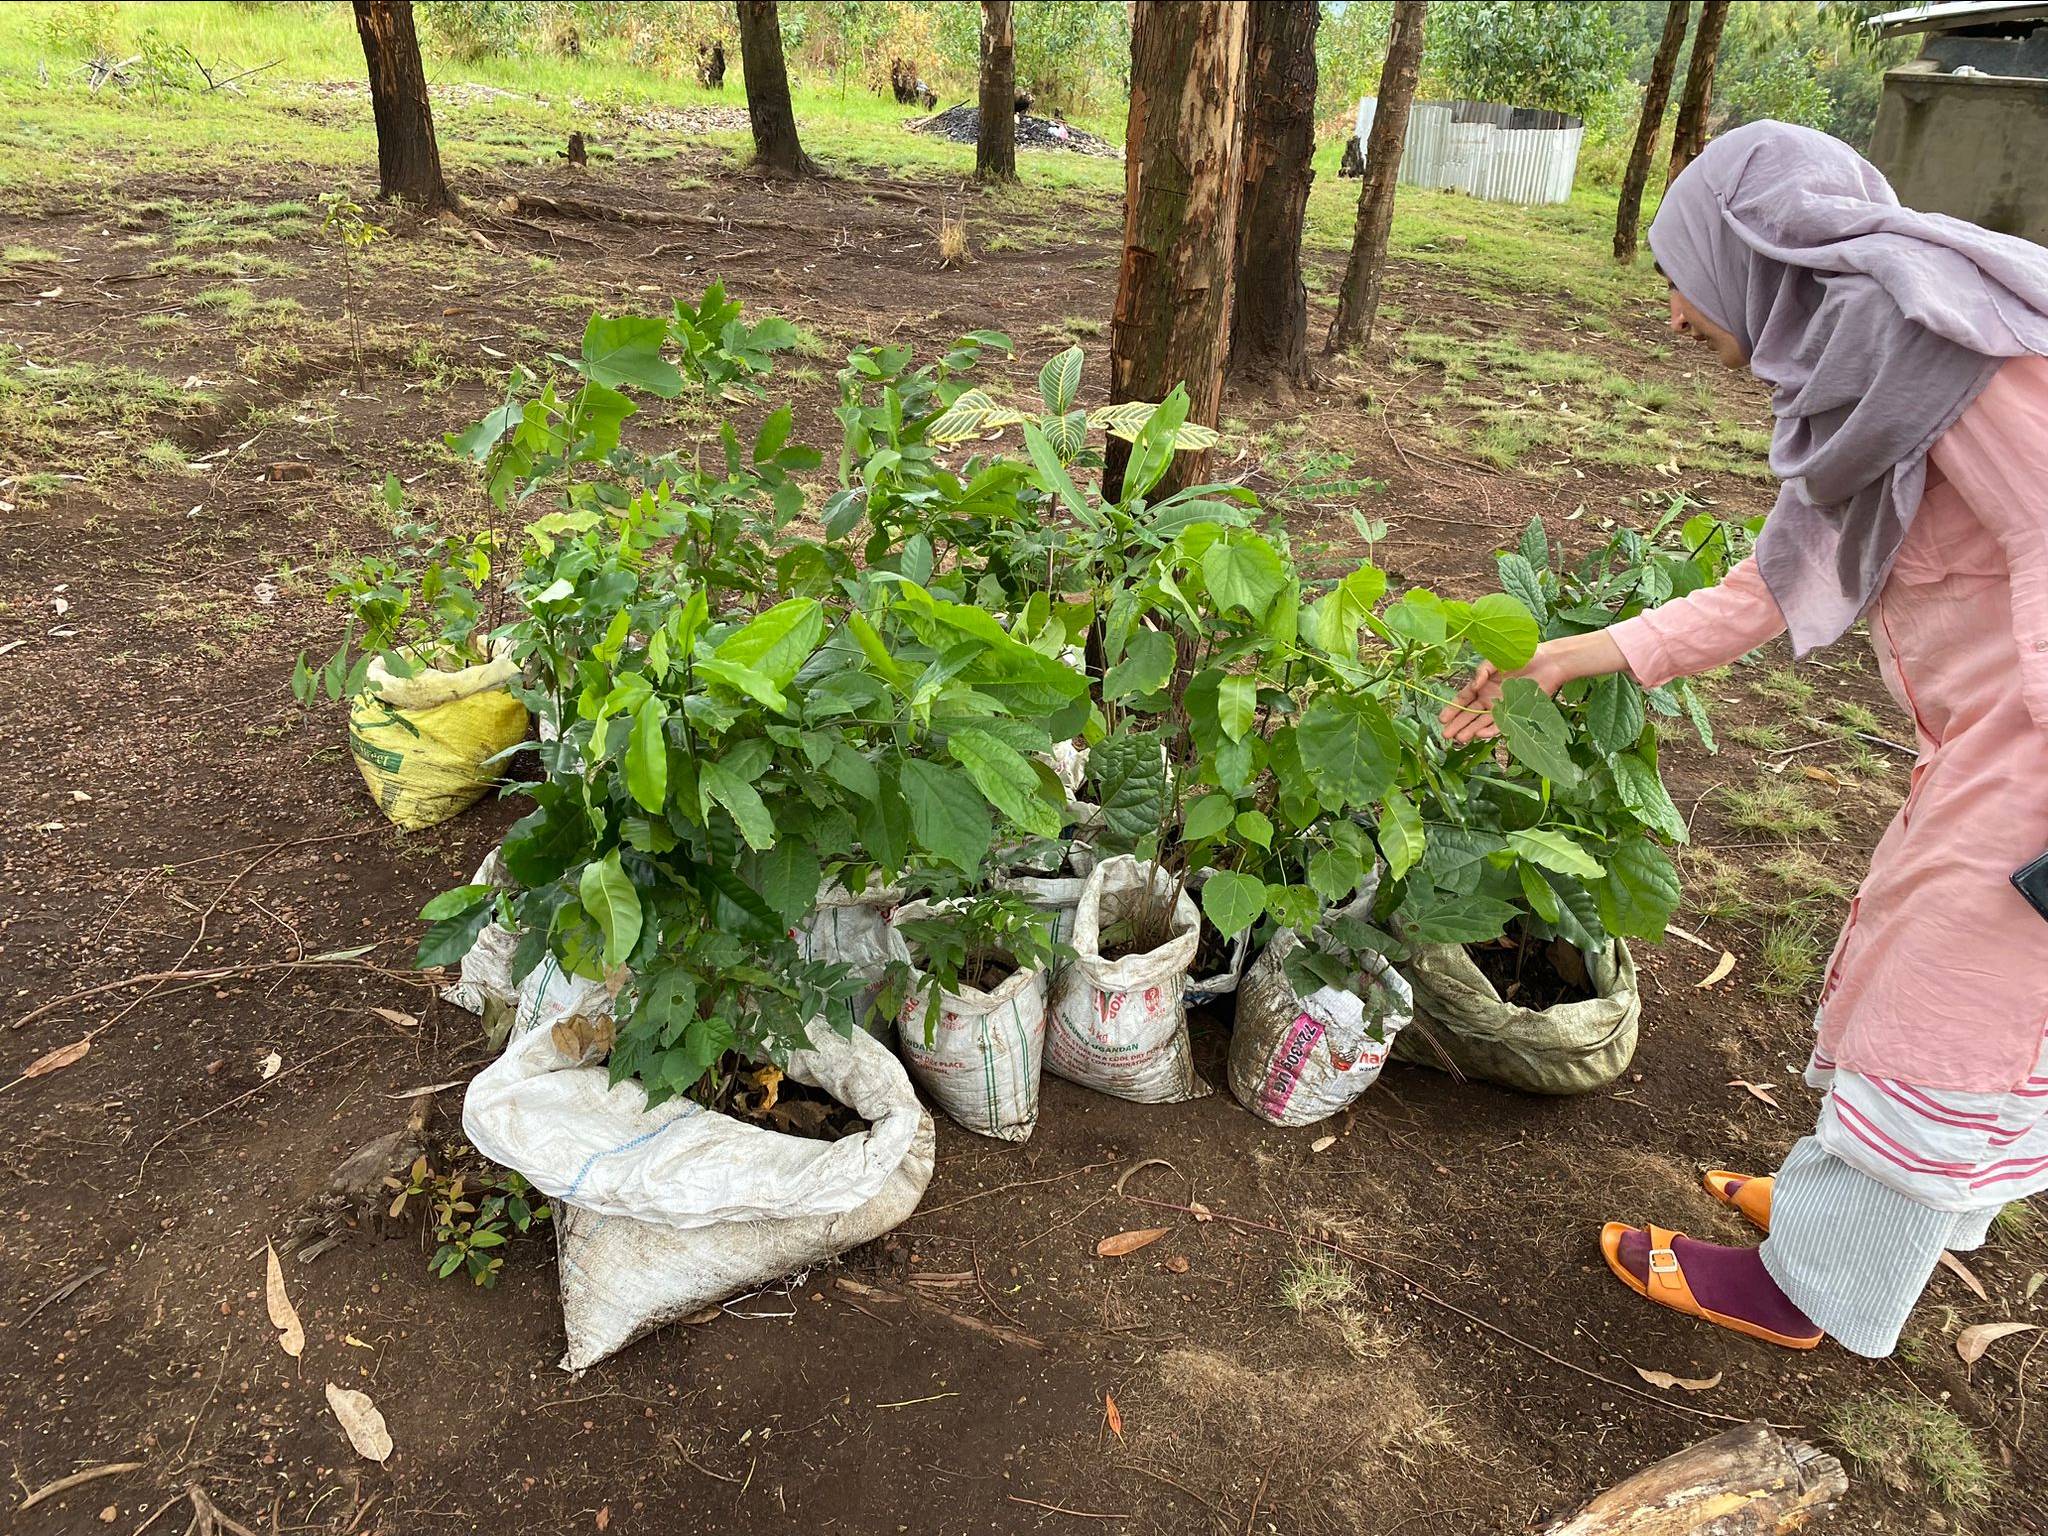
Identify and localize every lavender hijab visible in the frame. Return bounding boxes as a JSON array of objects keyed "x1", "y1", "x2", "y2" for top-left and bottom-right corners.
[{"x1": 1648, "y1": 121, "x2": 2048, "y2": 655}]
